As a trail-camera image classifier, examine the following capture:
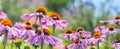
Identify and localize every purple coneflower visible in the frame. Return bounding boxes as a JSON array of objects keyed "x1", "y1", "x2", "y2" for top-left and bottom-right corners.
[
  {"x1": 74, "y1": 26, "x2": 91, "y2": 40},
  {"x1": 26, "y1": 28, "x2": 62, "y2": 46},
  {"x1": 0, "y1": 19, "x2": 21, "y2": 49},
  {"x1": 104, "y1": 26, "x2": 120, "y2": 35},
  {"x1": 91, "y1": 32, "x2": 106, "y2": 49},
  {"x1": 49, "y1": 12, "x2": 68, "y2": 36},
  {"x1": 94, "y1": 24, "x2": 106, "y2": 32},
  {"x1": 68, "y1": 39, "x2": 89, "y2": 49},
  {"x1": 100, "y1": 16, "x2": 120, "y2": 25},
  {"x1": 49, "y1": 12, "x2": 68, "y2": 29},
  {"x1": 22, "y1": 6, "x2": 48, "y2": 25},
  {"x1": 21, "y1": 21, "x2": 35, "y2": 39},
  {"x1": 61, "y1": 29, "x2": 76, "y2": 41},
  {"x1": 14, "y1": 22, "x2": 26, "y2": 31},
  {"x1": 110, "y1": 38, "x2": 120, "y2": 49}
]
